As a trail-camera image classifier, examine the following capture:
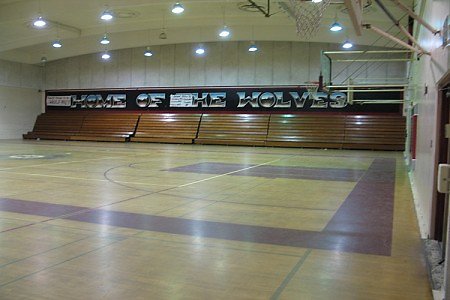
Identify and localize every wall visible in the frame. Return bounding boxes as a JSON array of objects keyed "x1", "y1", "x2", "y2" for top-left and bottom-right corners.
[
  {"x1": 0, "y1": 59, "x2": 42, "y2": 139},
  {"x1": 0, "y1": 40, "x2": 406, "y2": 139},
  {"x1": 43, "y1": 41, "x2": 406, "y2": 90},
  {"x1": 409, "y1": 0, "x2": 449, "y2": 237}
]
